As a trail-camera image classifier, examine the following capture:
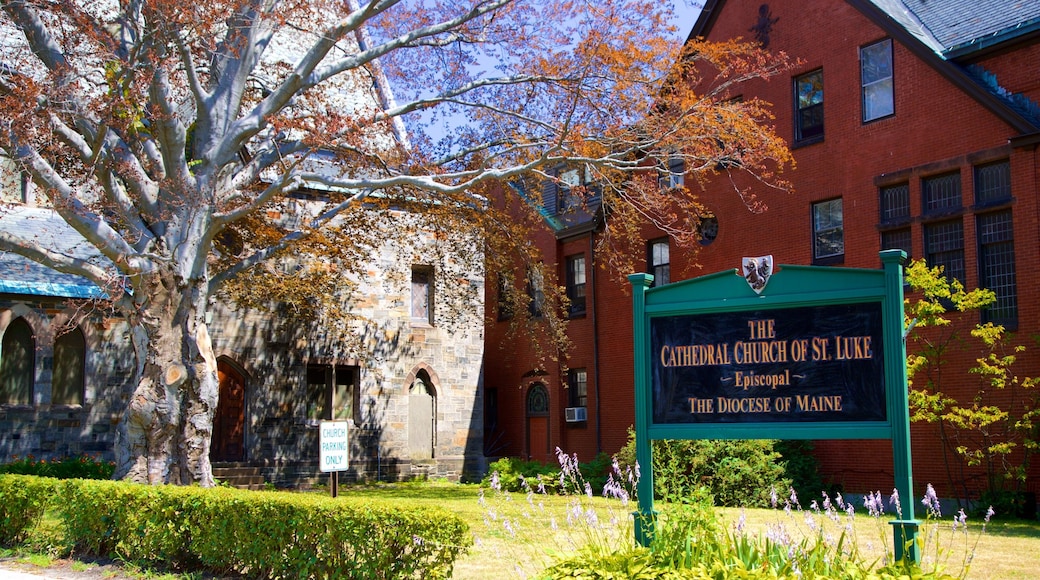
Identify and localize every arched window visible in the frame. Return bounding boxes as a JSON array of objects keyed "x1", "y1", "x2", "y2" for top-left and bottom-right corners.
[
  {"x1": 52, "y1": 327, "x2": 85, "y2": 405},
  {"x1": 0, "y1": 318, "x2": 34, "y2": 405},
  {"x1": 526, "y1": 383, "x2": 549, "y2": 416}
]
